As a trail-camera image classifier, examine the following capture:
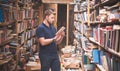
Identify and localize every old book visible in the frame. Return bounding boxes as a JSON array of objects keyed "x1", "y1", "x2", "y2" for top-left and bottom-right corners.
[
  {"x1": 0, "y1": 8, "x2": 4, "y2": 22},
  {"x1": 56, "y1": 26, "x2": 65, "y2": 35},
  {"x1": 92, "y1": 49, "x2": 100, "y2": 64},
  {"x1": 115, "y1": 30, "x2": 119, "y2": 52},
  {"x1": 111, "y1": 30, "x2": 116, "y2": 50},
  {"x1": 119, "y1": 30, "x2": 120, "y2": 53},
  {"x1": 101, "y1": 55, "x2": 109, "y2": 71}
]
